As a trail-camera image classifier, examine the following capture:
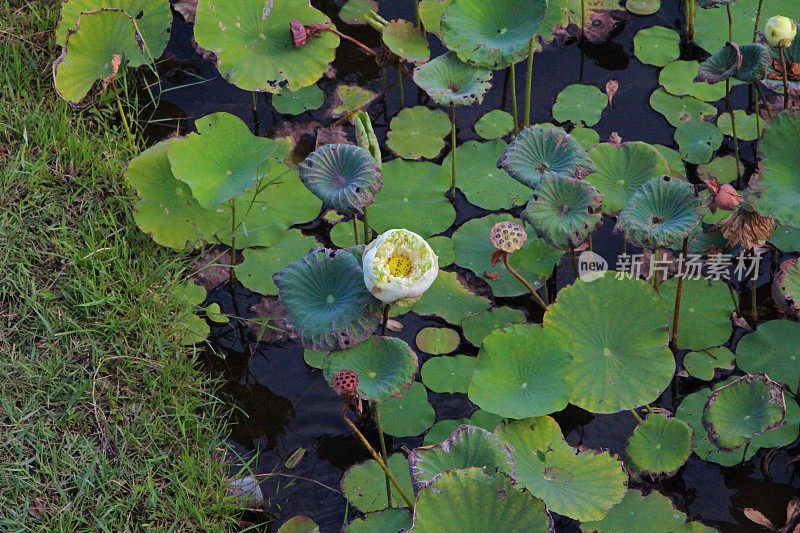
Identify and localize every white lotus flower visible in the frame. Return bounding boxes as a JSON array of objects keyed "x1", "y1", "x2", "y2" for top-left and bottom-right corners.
[
  {"x1": 363, "y1": 229, "x2": 439, "y2": 307},
  {"x1": 765, "y1": 15, "x2": 797, "y2": 48}
]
